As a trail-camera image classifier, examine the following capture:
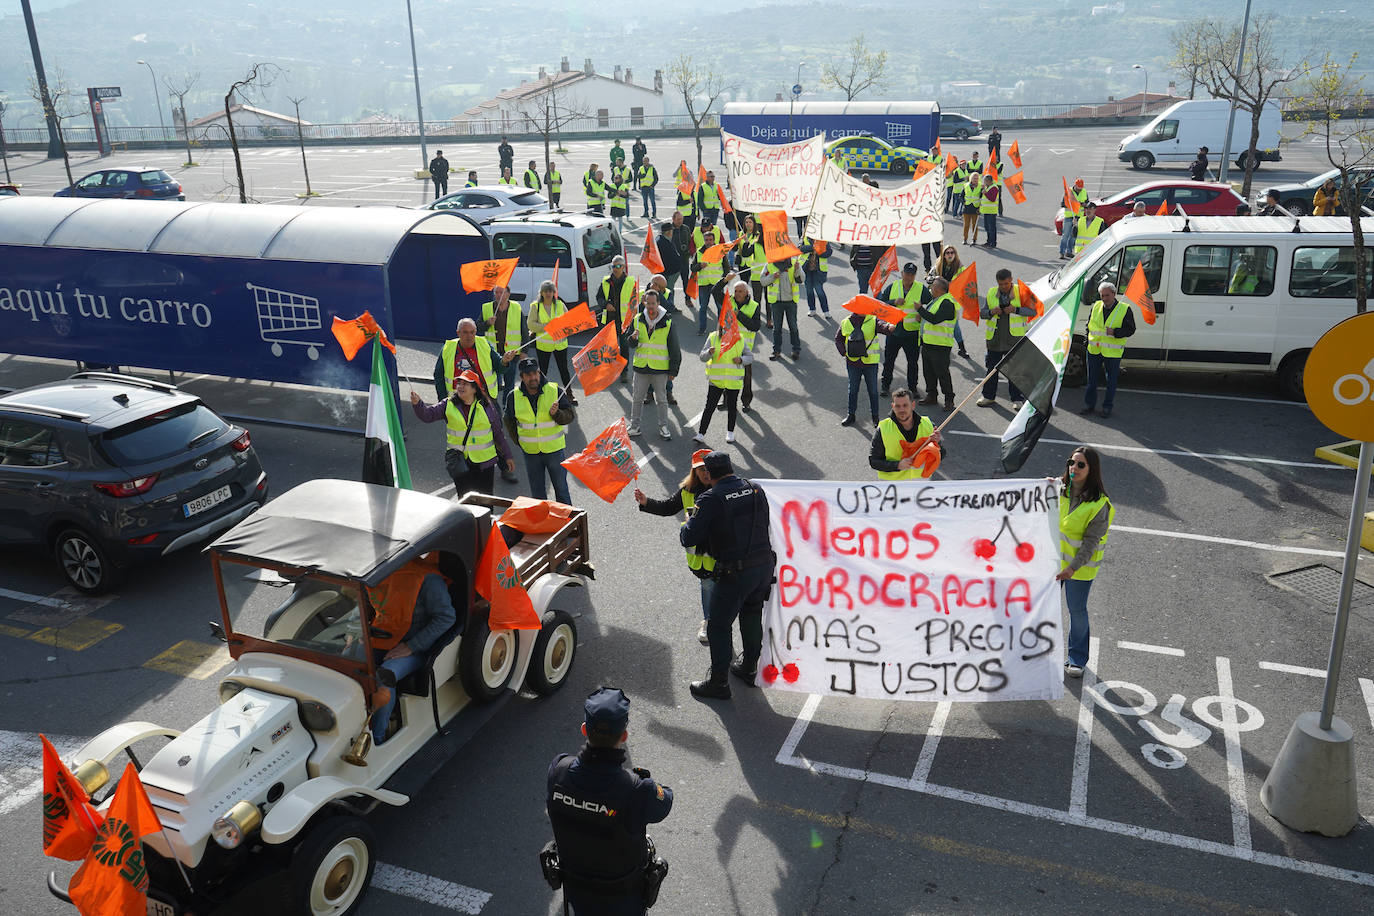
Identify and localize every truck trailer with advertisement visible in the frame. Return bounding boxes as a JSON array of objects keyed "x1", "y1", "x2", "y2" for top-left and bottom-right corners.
[{"x1": 719, "y1": 101, "x2": 941, "y2": 153}]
